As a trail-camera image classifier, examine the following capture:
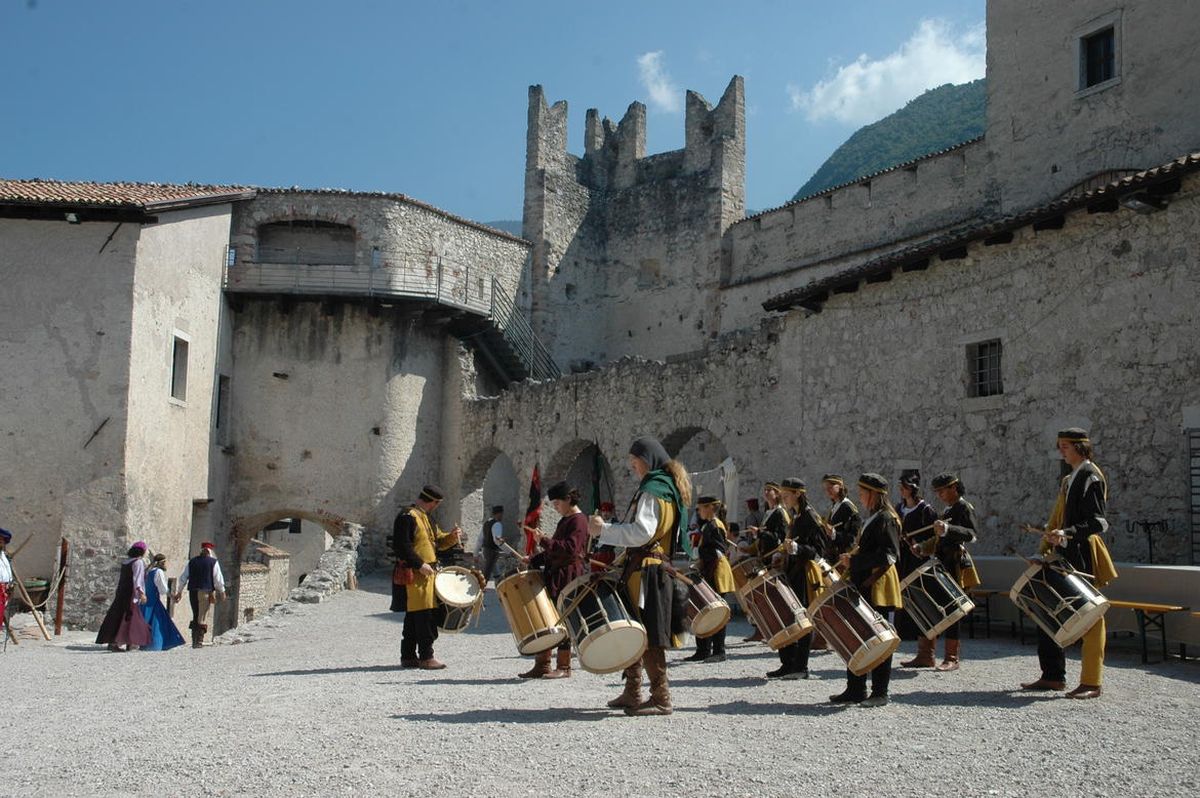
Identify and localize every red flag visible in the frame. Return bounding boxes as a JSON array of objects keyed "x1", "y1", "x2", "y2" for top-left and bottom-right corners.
[{"x1": 523, "y1": 464, "x2": 542, "y2": 555}]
